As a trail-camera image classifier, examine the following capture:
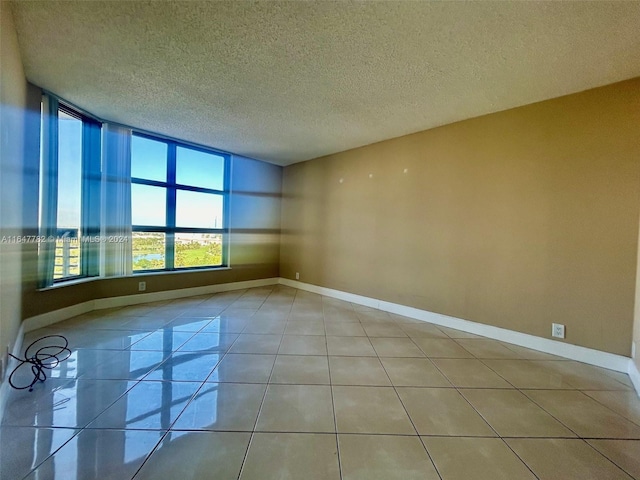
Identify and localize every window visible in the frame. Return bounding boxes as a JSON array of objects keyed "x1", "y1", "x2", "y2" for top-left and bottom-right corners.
[
  {"x1": 39, "y1": 97, "x2": 101, "y2": 286},
  {"x1": 131, "y1": 133, "x2": 228, "y2": 271}
]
